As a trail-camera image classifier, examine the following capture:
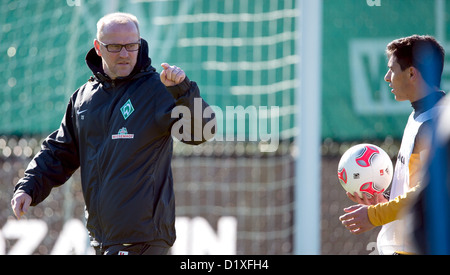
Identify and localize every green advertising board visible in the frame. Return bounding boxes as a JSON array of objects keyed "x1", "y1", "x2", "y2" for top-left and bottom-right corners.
[{"x1": 322, "y1": 0, "x2": 450, "y2": 140}]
